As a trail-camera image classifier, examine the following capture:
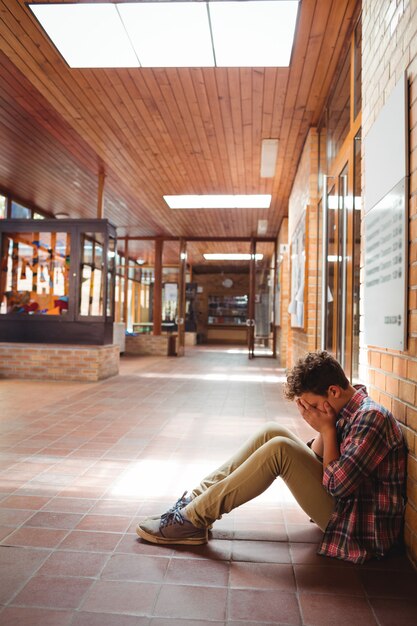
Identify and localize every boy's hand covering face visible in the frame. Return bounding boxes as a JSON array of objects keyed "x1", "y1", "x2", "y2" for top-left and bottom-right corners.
[{"x1": 296, "y1": 396, "x2": 337, "y2": 434}]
